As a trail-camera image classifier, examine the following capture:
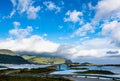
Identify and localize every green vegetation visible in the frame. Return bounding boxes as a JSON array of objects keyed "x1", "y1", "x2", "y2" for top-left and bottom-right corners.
[
  {"x1": 76, "y1": 70, "x2": 115, "y2": 74},
  {"x1": 16, "y1": 68, "x2": 56, "y2": 74},
  {"x1": 22, "y1": 55, "x2": 66, "y2": 64},
  {"x1": 0, "y1": 75, "x2": 72, "y2": 81}
]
